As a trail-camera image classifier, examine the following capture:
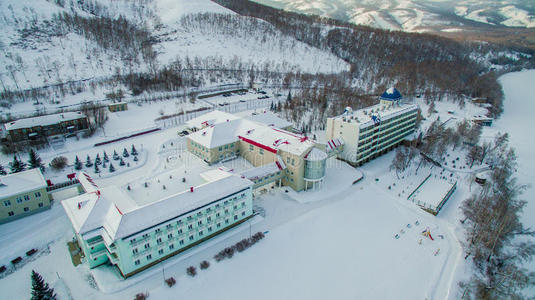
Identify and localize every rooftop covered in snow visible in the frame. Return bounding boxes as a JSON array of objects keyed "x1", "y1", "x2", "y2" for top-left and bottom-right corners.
[
  {"x1": 380, "y1": 87, "x2": 402, "y2": 101},
  {"x1": 331, "y1": 103, "x2": 418, "y2": 128},
  {"x1": 246, "y1": 111, "x2": 292, "y2": 129},
  {"x1": 186, "y1": 110, "x2": 240, "y2": 129},
  {"x1": 0, "y1": 168, "x2": 47, "y2": 198},
  {"x1": 4, "y1": 112, "x2": 86, "y2": 131},
  {"x1": 62, "y1": 171, "x2": 253, "y2": 241}
]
